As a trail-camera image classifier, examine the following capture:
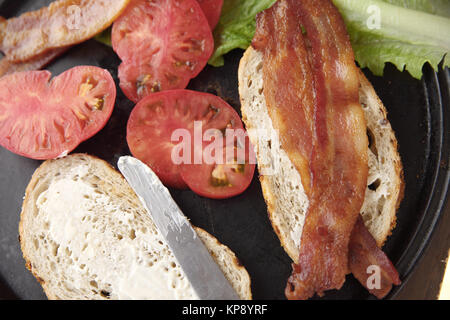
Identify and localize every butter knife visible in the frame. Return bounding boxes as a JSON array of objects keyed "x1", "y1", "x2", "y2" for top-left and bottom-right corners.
[{"x1": 118, "y1": 156, "x2": 240, "y2": 300}]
